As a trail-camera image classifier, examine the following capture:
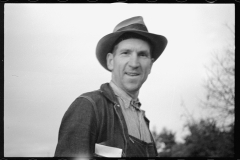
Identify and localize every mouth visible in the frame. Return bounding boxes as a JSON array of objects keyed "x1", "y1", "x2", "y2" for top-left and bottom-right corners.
[{"x1": 125, "y1": 72, "x2": 140, "y2": 76}]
